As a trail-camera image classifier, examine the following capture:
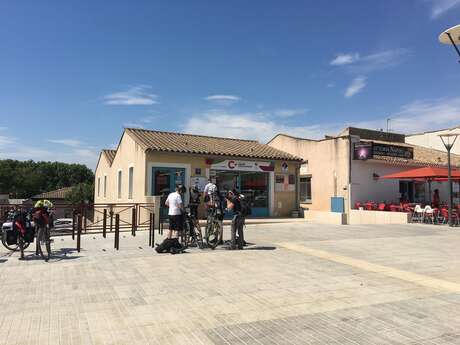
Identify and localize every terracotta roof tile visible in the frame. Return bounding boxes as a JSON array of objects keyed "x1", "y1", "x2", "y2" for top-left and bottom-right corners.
[
  {"x1": 125, "y1": 128, "x2": 302, "y2": 161},
  {"x1": 32, "y1": 187, "x2": 73, "y2": 200},
  {"x1": 102, "y1": 149, "x2": 117, "y2": 165}
]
